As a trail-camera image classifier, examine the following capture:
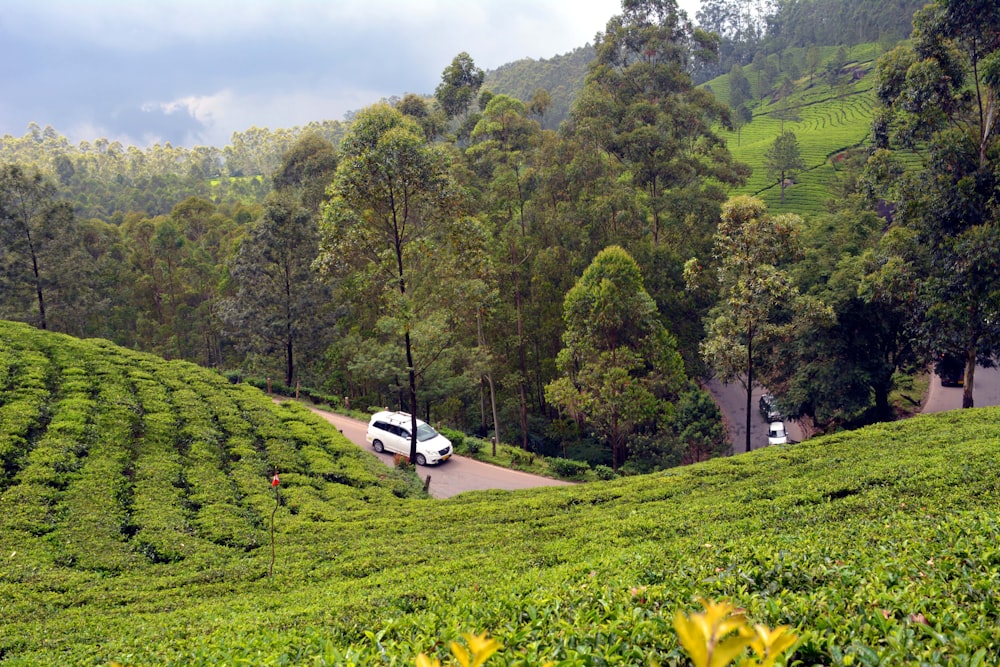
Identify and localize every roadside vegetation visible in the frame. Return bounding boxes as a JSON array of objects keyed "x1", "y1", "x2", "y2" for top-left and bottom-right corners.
[{"x1": 2, "y1": 320, "x2": 999, "y2": 665}]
